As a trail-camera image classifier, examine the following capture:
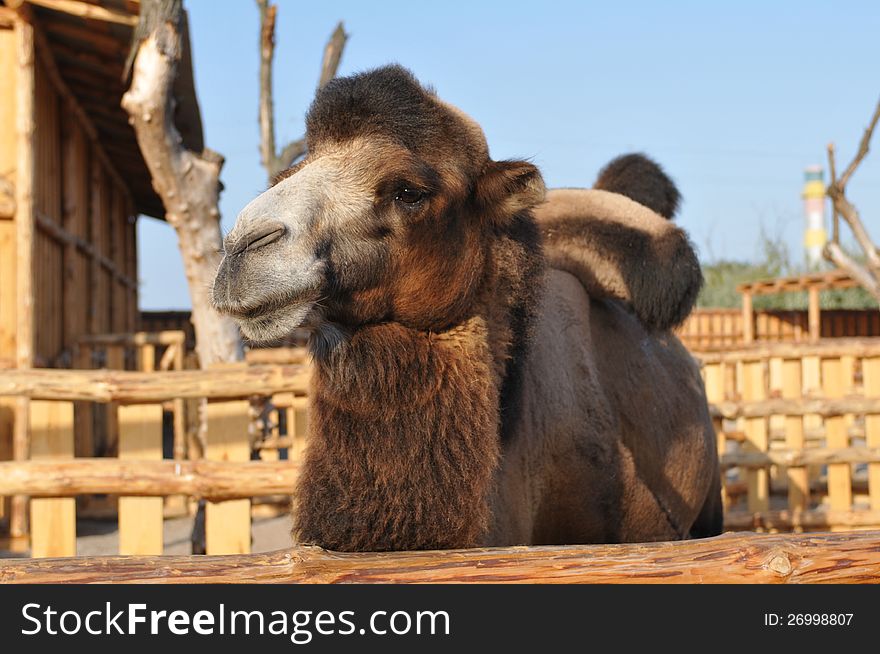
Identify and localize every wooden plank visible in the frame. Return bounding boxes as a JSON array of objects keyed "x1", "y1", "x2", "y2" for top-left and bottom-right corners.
[
  {"x1": 0, "y1": 458, "x2": 301, "y2": 499},
  {"x1": 822, "y1": 357, "x2": 852, "y2": 521},
  {"x1": 118, "y1": 403, "x2": 163, "y2": 555},
  {"x1": 205, "y1": 400, "x2": 251, "y2": 555},
  {"x1": 865, "y1": 356, "x2": 880, "y2": 511},
  {"x1": 767, "y1": 356, "x2": 784, "y2": 492},
  {"x1": 11, "y1": 13, "x2": 34, "y2": 542},
  {"x1": 4, "y1": 531, "x2": 880, "y2": 585},
  {"x1": 802, "y1": 355, "x2": 822, "y2": 507},
  {"x1": 28, "y1": 399, "x2": 74, "y2": 557},
  {"x1": 0, "y1": 365, "x2": 311, "y2": 402},
  {"x1": 702, "y1": 362, "x2": 726, "y2": 508},
  {"x1": 0, "y1": 21, "x2": 16, "y2": 532},
  {"x1": 104, "y1": 345, "x2": 124, "y2": 456},
  {"x1": 781, "y1": 358, "x2": 807, "y2": 514},
  {"x1": 696, "y1": 339, "x2": 880, "y2": 364},
  {"x1": 741, "y1": 360, "x2": 768, "y2": 512},
  {"x1": 741, "y1": 292, "x2": 753, "y2": 344},
  {"x1": 721, "y1": 446, "x2": 880, "y2": 468},
  {"x1": 808, "y1": 287, "x2": 821, "y2": 342},
  {"x1": 7, "y1": 0, "x2": 138, "y2": 26}
]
